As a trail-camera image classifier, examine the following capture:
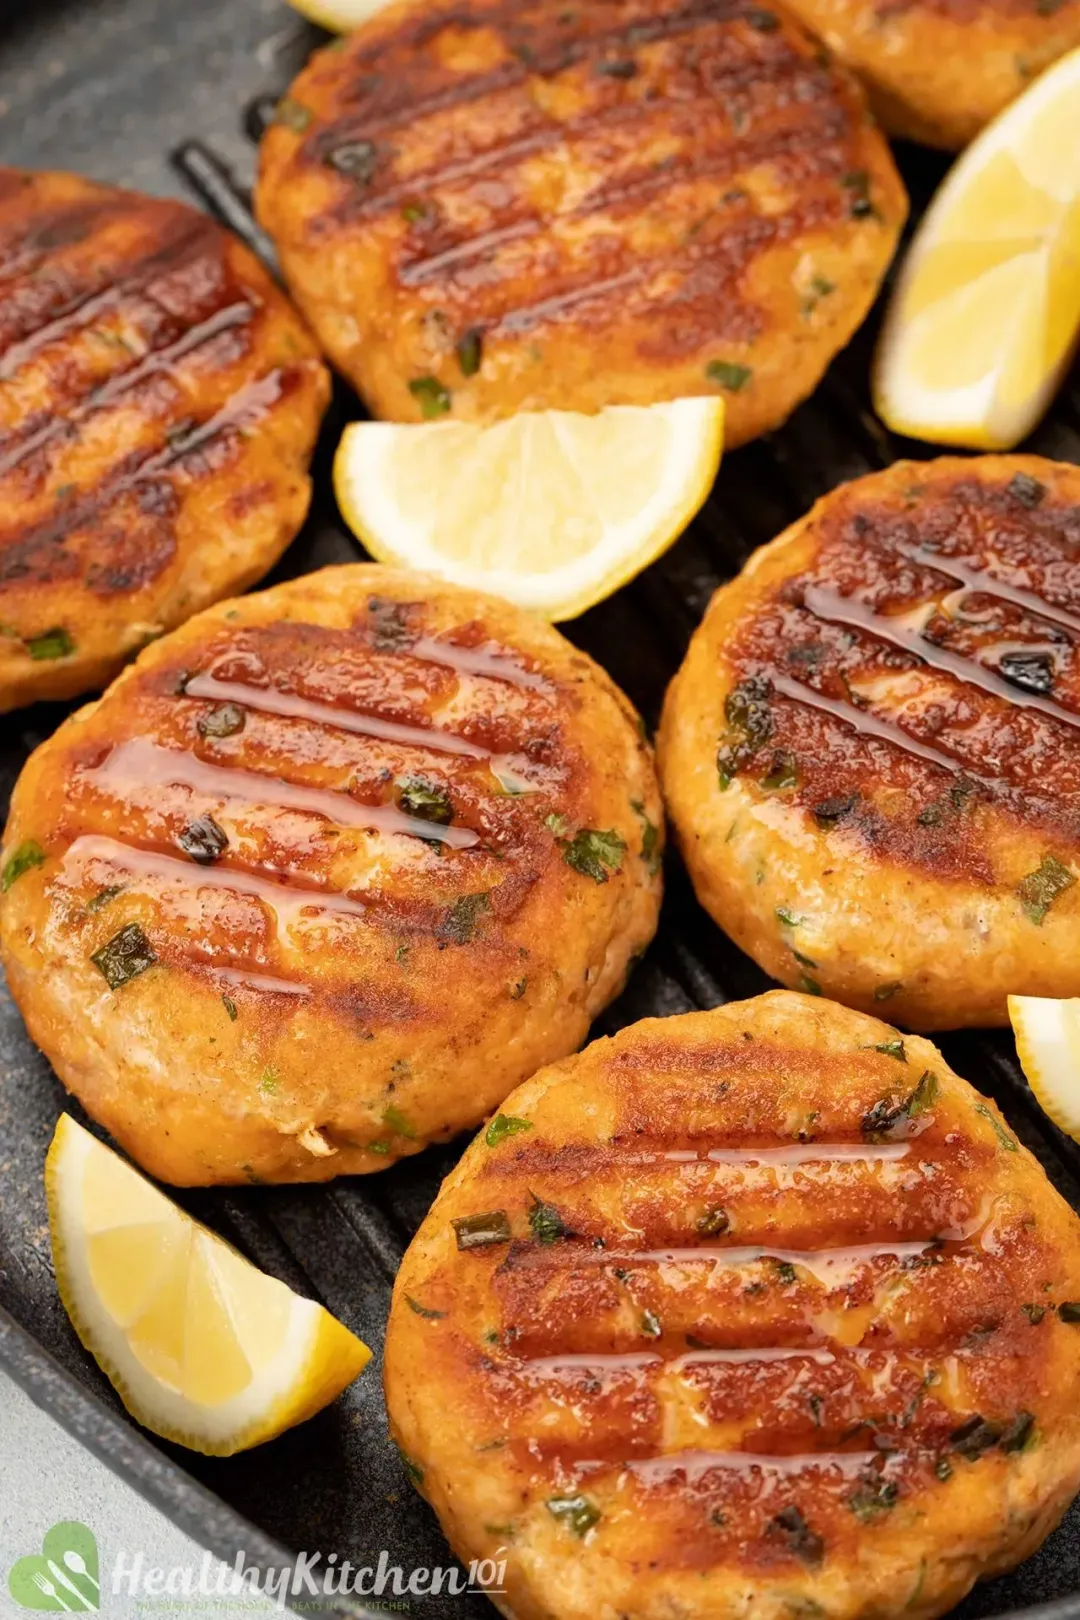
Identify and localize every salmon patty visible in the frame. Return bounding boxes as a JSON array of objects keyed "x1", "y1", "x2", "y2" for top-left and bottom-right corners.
[
  {"x1": 659, "y1": 455, "x2": 1080, "y2": 1032},
  {"x1": 384, "y1": 991, "x2": 1080, "y2": 1620},
  {"x1": 781, "y1": 0, "x2": 1080, "y2": 149},
  {"x1": 254, "y1": 0, "x2": 906, "y2": 448},
  {"x1": 0, "y1": 564, "x2": 662, "y2": 1185},
  {"x1": 0, "y1": 167, "x2": 330, "y2": 712}
]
